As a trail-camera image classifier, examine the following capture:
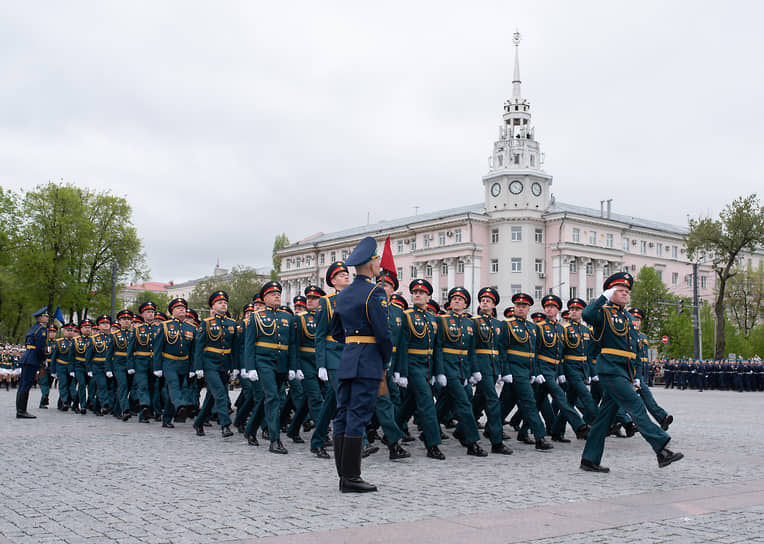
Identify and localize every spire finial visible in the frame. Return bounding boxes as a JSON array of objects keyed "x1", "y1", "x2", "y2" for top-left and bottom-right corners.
[
  {"x1": 512, "y1": 29, "x2": 522, "y2": 99},
  {"x1": 513, "y1": 29, "x2": 521, "y2": 46}
]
